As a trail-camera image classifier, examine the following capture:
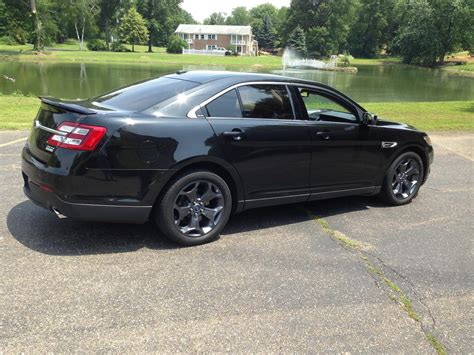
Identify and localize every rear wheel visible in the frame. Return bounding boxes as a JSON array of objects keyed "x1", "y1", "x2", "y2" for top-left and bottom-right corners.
[
  {"x1": 380, "y1": 152, "x2": 424, "y2": 205},
  {"x1": 154, "y1": 170, "x2": 232, "y2": 246}
]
